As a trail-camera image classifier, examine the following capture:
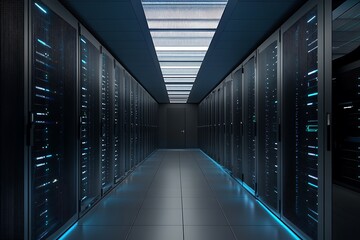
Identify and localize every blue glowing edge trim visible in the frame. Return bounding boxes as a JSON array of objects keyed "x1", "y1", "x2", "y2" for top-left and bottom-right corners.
[
  {"x1": 199, "y1": 150, "x2": 300, "y2": 240},
  {"x1": 58, "y1": 223, "x2": 77, "y2": 240},
  {"x1": 256, "y1": 200, "x2": 301, "y2": 240}
]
